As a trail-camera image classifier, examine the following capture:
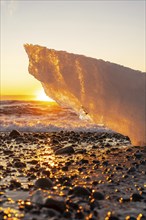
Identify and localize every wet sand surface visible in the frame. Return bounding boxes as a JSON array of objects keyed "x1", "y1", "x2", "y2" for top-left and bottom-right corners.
[{"x1": 0, "y1": 131, "x2": 146, "y2": 220}]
